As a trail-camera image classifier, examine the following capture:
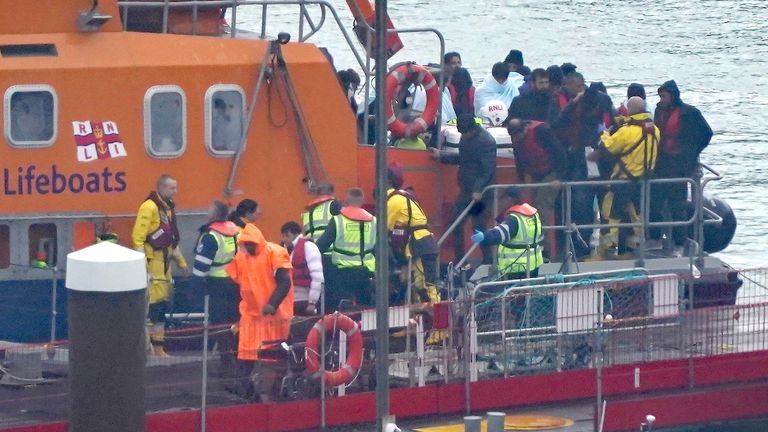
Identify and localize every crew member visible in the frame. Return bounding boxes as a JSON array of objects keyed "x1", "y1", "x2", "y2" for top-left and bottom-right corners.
[
  {"x1": 589, "y1": 97, "x2": 659, "y2": 259},
  {"x1": 650, "y1": 80, "x2": 713, "y2": 255},
  {"x1": 471, "y1": 189, "x2": 543, "y2": 279},
  {"x1": 301, "y1": 183, "x2": 342, "y2": 241},
  {"x1": 192, "y1": 200, "x2": 240, "y2": 371},
  {"x1": 280, "y1": 221, "x2": 324, "y2": 316},
  {"x1": 225, "y1": 224, "x2": 293, "y2": 402},
  {"x1": 386, "y1": 164, "x2": 446, "y2": 344},
  {"x1": 228, "y1": 198, "x2": 260, "y2": 229},
  {"x1": 316, "y1": 187, "x2": 376, "y2": 311},
  {"x1": 131, "y1": 174, "x2": 189, "y2": 357}
]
